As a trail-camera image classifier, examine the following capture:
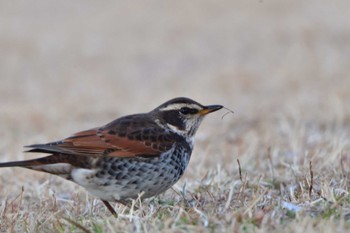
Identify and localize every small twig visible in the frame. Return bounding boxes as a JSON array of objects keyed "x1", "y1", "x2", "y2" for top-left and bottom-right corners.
[
  {"x1": 236, "y1": 159, "x2": 248, "y2": 204},
  {"x1": 9, "y1": 186, "x2": 24, "y2": 212},
  {"x1": 237, "y1": 159, "x2": 242, "y2": 182},
  {"x1": 170, "y1": 187, "x2": 181, "y2": 197},
  {"x1": 62, "y1": 217, "x2": 91, "y2": 233},
  {"x1": 1, "y1": 198, "x2": 8, "y2": 217},
  {"x1": 188, "y1": 192, "x2": 200, "y2": 207},
  {"x1": 55, "y1": 219, "x2": 65, "y2": 232},
  {"x1": 205, "y1": 189, "x2": 215, "y2": 202},
  {"x1": 309, "y1": 161, "x2": 314, "y2": 199},
  {"x1": 221, "y1": 106, "x2": 234, "y2": 119}
]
